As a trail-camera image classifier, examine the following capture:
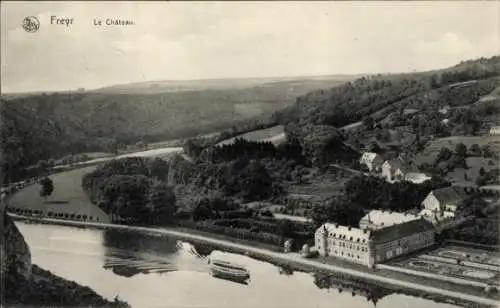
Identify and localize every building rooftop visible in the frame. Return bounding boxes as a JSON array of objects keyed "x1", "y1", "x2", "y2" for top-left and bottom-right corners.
[
  {"x1": 360, "y1": 210, "x2": 420, "y2": 228},
  {"x1": 317, "y1": 218, "x2": 435, "y2": 244},
  {"x1": 399, "y1": 165, "x2": 420, "y2": 173},
  {"x1": 432, "y1": 186, "x2": 468, "y2": 205},
  {"x1": 371, "y1": 218, "x2": 435, "y2": 243},
  {"x1": 316, "y1": 223, "x2": 371, "y2": 242},
  {"x1": 360, "y1": 152, "x2": 381, "y2": 163},
  {"x1": 404, "y1": 172, "x2": 432, "y2": 184},
  {"x1": 384, "y1": 157, "x2": 407, "y2": 169}
]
